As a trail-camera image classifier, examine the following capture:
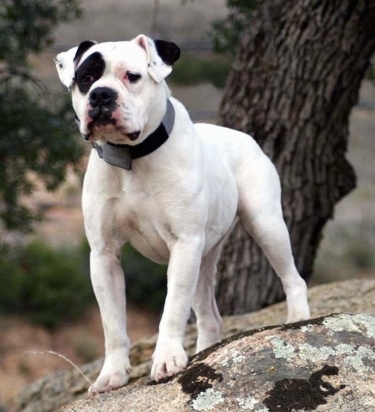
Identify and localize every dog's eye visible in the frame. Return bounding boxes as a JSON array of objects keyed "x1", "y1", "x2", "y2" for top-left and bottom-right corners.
[
  {"x1": 81, "y1": 74, "x2": 94, "y2": 85},
  {"x1": 126, "y1": 72, "x2": 141, "y2": 83}
]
